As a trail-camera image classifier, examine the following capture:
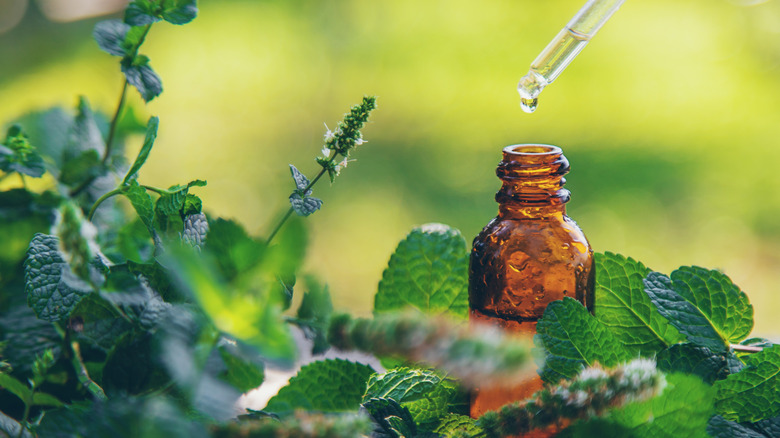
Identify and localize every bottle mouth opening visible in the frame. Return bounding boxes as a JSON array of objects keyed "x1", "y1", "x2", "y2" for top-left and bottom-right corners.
[{"x1": 504, "y1": 144, "x2": 562, "y2": 156}]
